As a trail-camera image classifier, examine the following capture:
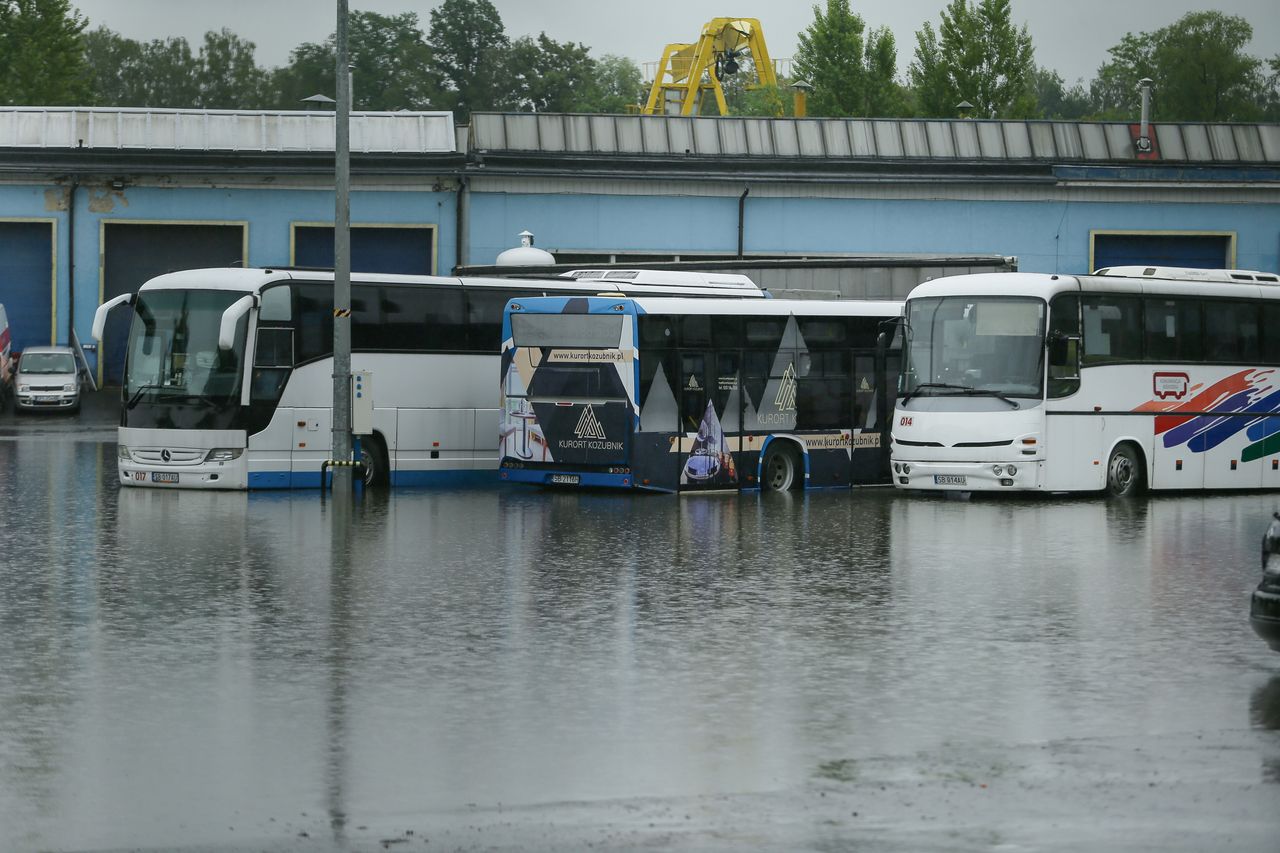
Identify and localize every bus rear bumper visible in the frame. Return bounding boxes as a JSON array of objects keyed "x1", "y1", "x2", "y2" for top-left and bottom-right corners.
[
  {"x1": 500, "y1": 467, "x2": 634, "y2": 489},
  {"x1": 891, "y1": 459, "x2": 1041, "y2": 491}
]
